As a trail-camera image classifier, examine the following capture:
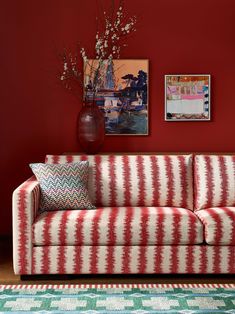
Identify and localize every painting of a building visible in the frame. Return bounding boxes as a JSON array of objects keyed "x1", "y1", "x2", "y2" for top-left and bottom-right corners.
[{"x1": 84, "y1": 59, "x2": 148, "y2": 135}]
